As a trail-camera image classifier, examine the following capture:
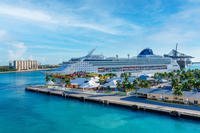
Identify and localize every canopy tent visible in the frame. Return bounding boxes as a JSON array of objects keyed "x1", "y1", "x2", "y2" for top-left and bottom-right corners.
[
  {"x1": 102, "y1": 80, "x2": 117, "y2": 88},
  {"x1": 89, "y1": 76, "x2": 100, "y2": 82},
  {"x1": 106, "y1": 77, "x2": 121, "y2": 82},
  {"x1": 70, "y1": 78, "x2": 87, "y2": 86},
  {"x1": 46, "y1": 80, "x2": 55, "y2": 85},
  {"x1": 80, "y1": 80, "x2": 100, "y2": 89}
]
